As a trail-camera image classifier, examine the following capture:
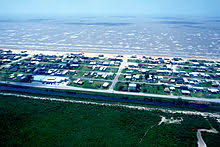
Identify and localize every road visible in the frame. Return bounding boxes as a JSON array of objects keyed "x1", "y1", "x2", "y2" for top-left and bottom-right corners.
[
  {"x1": 197, "y1": 128, "x2": 218, "y2": 147},
  {"x1": 1, "y1": 81, "x2": 220, "y2": 103},
  {"x1": 109, "y1": 55, "x2": 128, "y2": 91}
]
